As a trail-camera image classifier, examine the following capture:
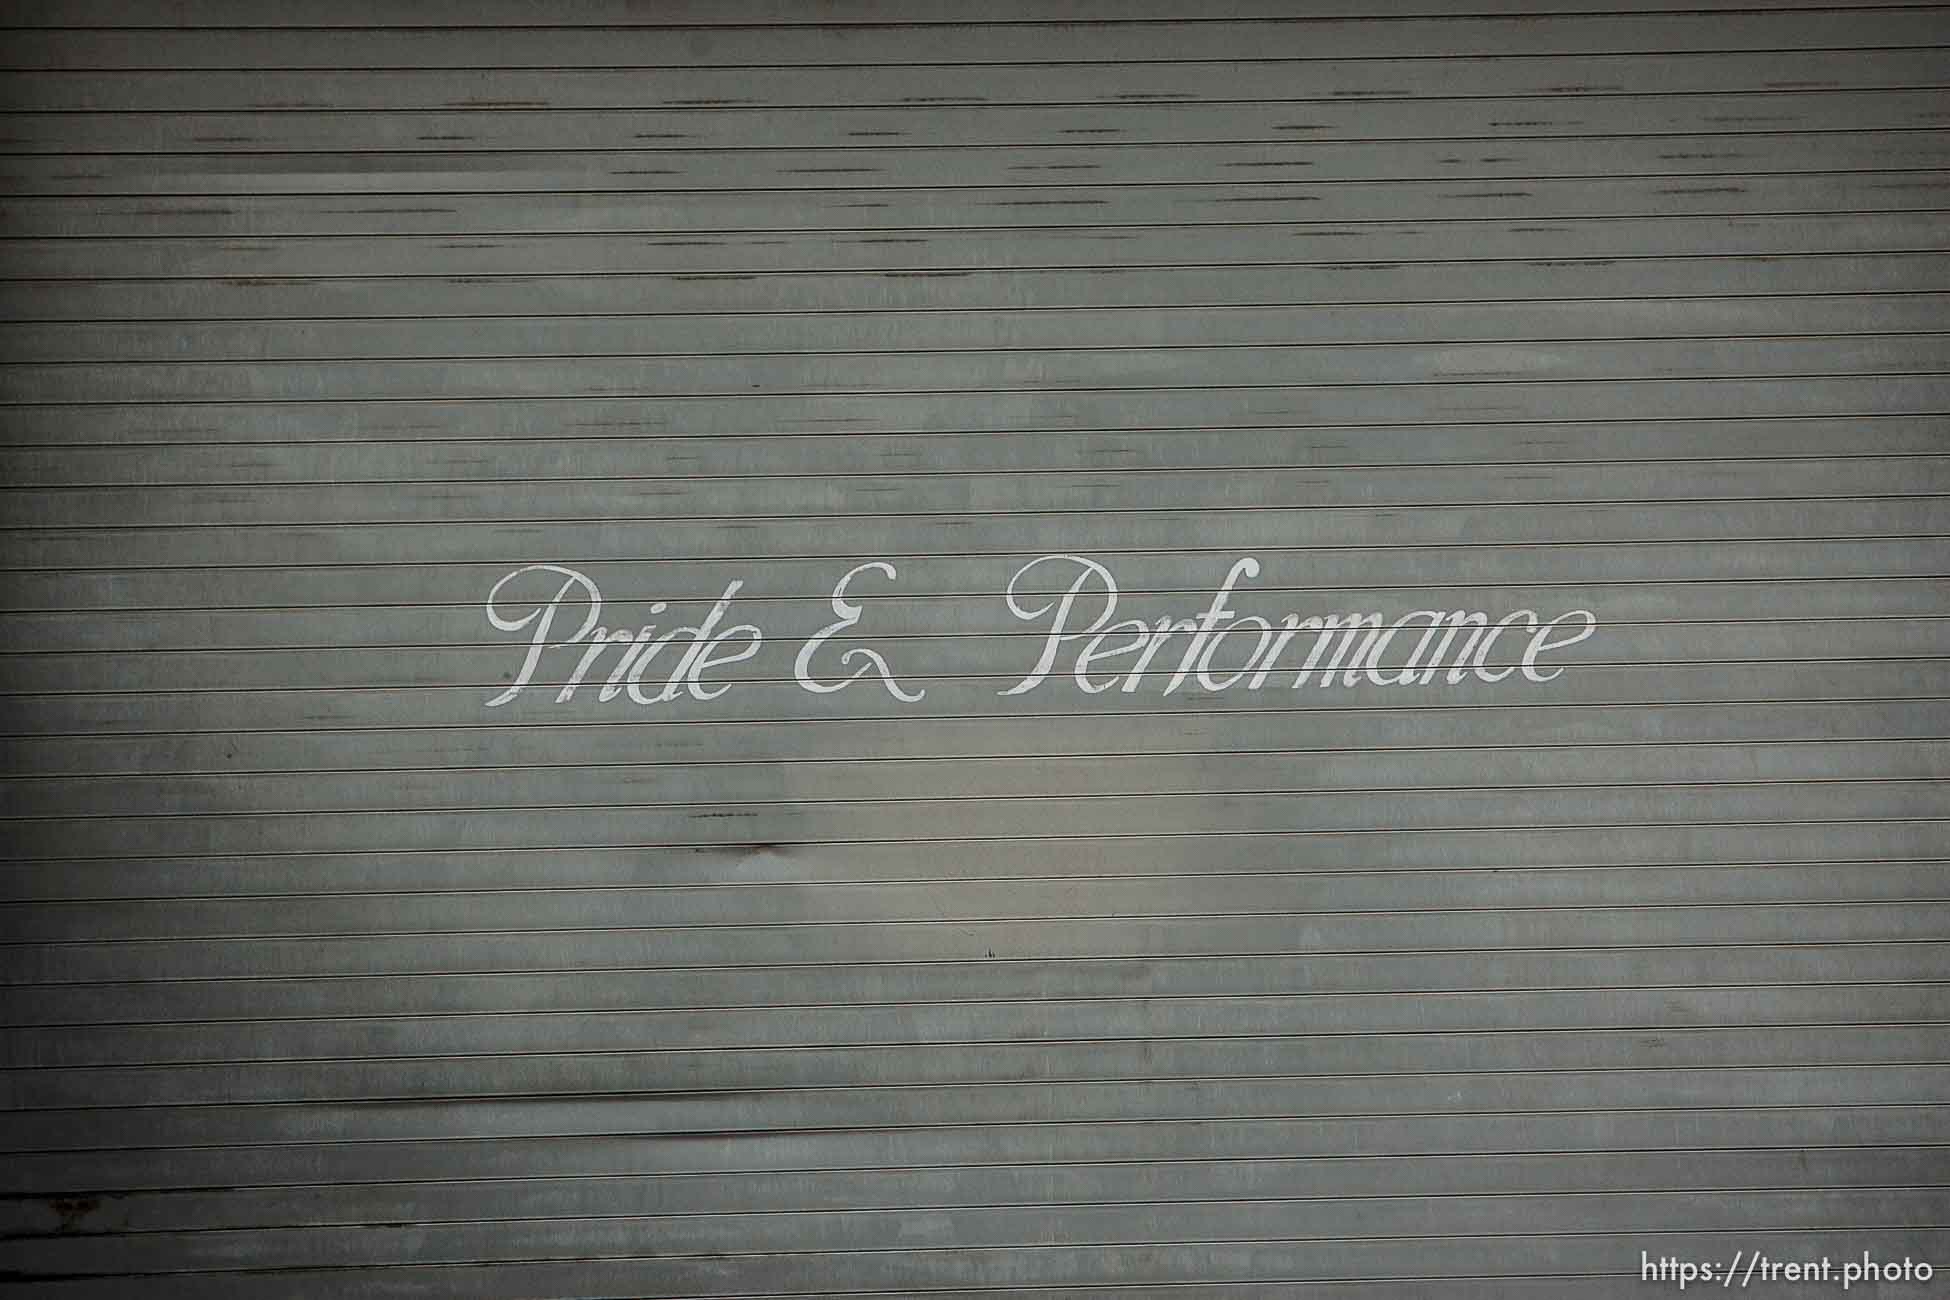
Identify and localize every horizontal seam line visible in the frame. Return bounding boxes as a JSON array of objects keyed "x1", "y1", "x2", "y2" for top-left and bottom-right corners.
[
  {"x1": 1, "y1": 938, "x2": 1935, "y2": 986},
  {"x1": 14, "y1": 325, "x2": 1950, "y2": 366},
  {"x1": 10, "y1": 42, "x2": 1949, "y2": 71},
  {"x1": 13, "y1": 122, "x2": 1950, "y2": 155},
  {"x1": 6, "y1": 659, "x2": 1949, "y2": 697},
  {"x1": 12, "y1": 205, "x2": 1949, "y2": 240},
  {"x1": 0, "y1": 896, "x2": 1939, "y2": 944},
  {"x1": 13, "y1": 1033, "x2": 1949, "y2": 1070},
  {"x1": 10, "y1": 1182, "x2": 1948, "y2": 1240},
  {"x1": 8, "y1": 287, "x2": 1950, "y2": 325},
  {"x1": 2, "y1": 1141, "x2": 1943, "y2": 1198},
  {"x1": 15, "y1": 81, "x2": 1950, "y2": 111},
  {"x1": 6, "y1": 982, "x2": 1946, "y2": 1028},
  {"x1": 4, "y1": 733, "x2": 1939, "y2": 779},
  {"x1": 5, "y1": 696, "x2": 1947, "y2": 742},
  {"x1": 13, "y1": 492, "x2": 1941, "y2": 529},
  {"x1": 13, "y1": 368, "x2": 1950, "y2": 405},
  {"x1": 6, "y1": 8, "x2": 1944, "y2": 30},
  {"x1": 10, "y1": 547, "x2": 1950, "y2": 577},
  {"x1": 5, "y1": 816, "x2": 1947, "y2": 862},
  {"x1": 12, "y1": 161, "x2": 1950, "y2": 195},
  {"x1": 2, "y1": 776, "x2": 1946, "y2": 821},
  {"x1": 5, "y1": 857, "x2": 1946, "y2": 899},
  {"x1": 8, "y1": 570, "x2": 1947, "y2": 609}
]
